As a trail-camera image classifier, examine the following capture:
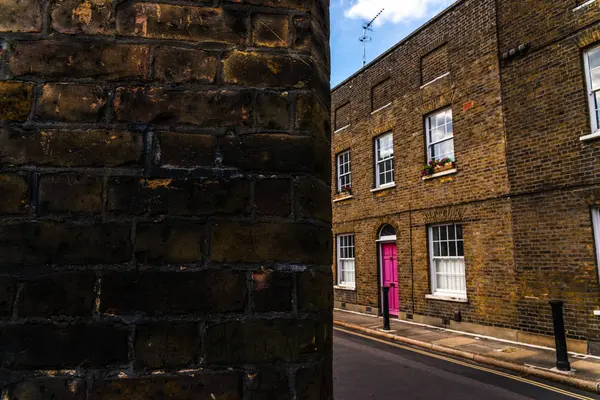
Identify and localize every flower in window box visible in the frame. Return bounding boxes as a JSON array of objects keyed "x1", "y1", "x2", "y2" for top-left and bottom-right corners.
[
  {"x1": 421, "y1": 158, "x2": 455, "y2": 176},
  {"x1": 340, "y1": 185, "x2": 352, "y2": 194},
  {"x1": 434, "y1": 157, "x2": 455, "y2": 173}
]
